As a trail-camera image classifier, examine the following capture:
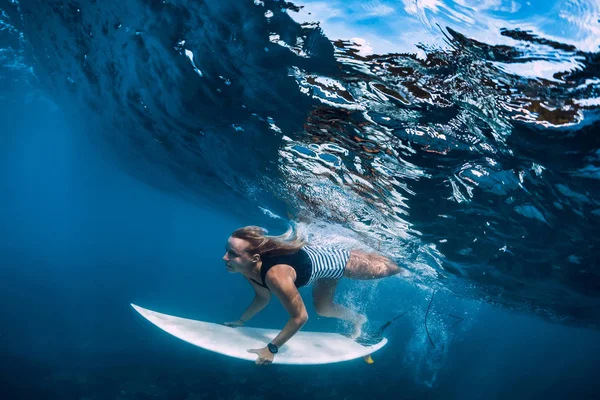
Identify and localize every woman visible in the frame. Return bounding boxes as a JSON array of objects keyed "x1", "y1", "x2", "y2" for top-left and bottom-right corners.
[{"x1": 222, "y1": 226, "x2": 406, "y2": 365}]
